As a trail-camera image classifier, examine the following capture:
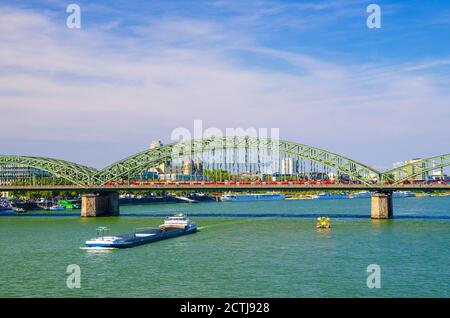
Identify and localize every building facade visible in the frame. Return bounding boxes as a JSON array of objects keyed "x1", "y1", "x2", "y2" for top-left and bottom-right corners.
[
  {"x1": 0, "y1": 164, "x2": 52, "y2": 185},
  {"x1": 148, "y1": 140, "x2": 170, "y2": 174},
  {"x1": 392, "y1": 158, "x2": 430, "y2": 180},
  {"x1": 280, "y1": 158, "x2": 298, "y2": 175}
]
